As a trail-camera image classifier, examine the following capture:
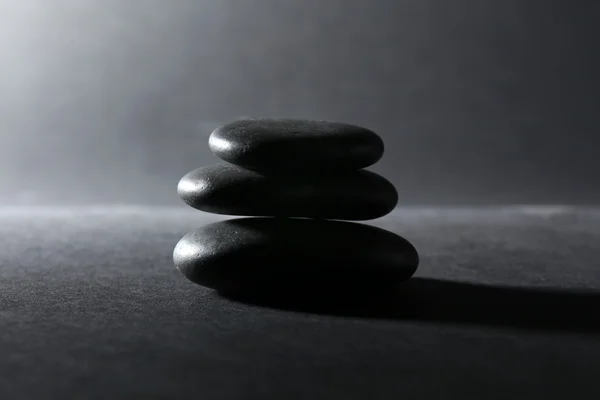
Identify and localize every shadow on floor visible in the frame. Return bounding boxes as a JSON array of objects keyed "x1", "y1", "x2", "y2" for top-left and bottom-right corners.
[{"x1": 217, "y1": 277, "x2": 600, "y2": 334}]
